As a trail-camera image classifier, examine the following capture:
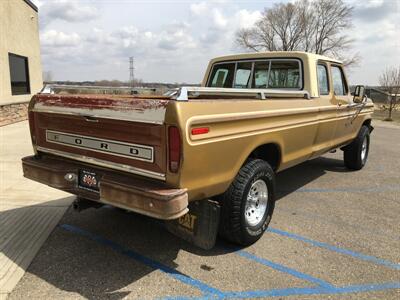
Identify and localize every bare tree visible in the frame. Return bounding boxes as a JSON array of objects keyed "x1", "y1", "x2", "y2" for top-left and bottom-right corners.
[
  {"x1": 379, "y1": 66, "x2": 400, "y2": 121},
  {"x1": 236, "y1": 0, "x2": 357, "y2": 64}
]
